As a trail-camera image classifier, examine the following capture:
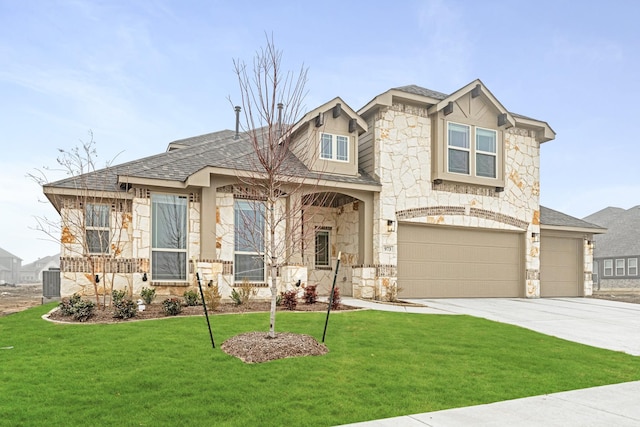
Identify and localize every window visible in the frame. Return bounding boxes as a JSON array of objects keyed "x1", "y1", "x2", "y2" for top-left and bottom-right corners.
[
  {"x1": 234, "y1": 200, "x2": 265, "y2": 282},
  {"x1": 628, "y1": 258, "x2": 638, "y2": 276},
  {"x1": 85, "y1": 203, "x2": 110, "y2": 254},
  {"x1": 315, "y1": 229, "x2": 330, "y2": 268},
  {"x1": 615, "y1": 259, "x2": 625, "y2": 276},
  {"x1": 447, "y1": 122, "x2": 496, "y2": 178},
  {"x1": 593, "y1": 260, "x2": 599, "y2": 285},
  {"x1": 151, "y1": 194, "x2": 187, "y2": 281},
  {"x1": 603, "y1": 259, "x2": 613, "y2": 276},
  {"x1": 320, "y1": 133, "x2": 349, "y2": 162}
]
